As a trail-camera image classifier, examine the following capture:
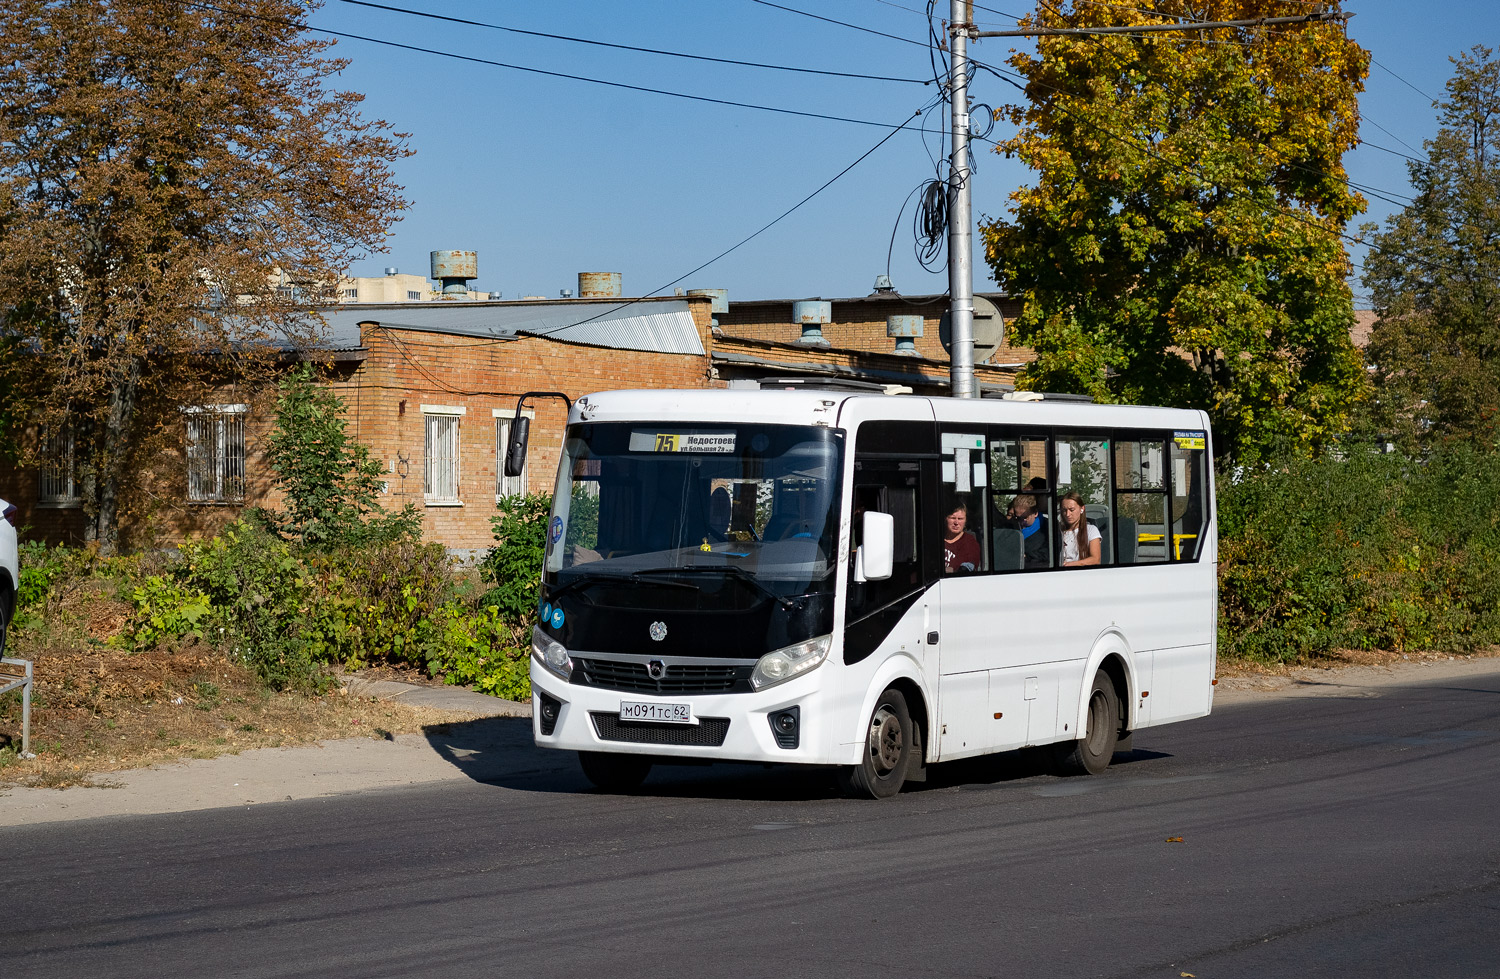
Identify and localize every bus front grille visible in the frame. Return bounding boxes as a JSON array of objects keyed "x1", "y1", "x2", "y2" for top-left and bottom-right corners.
[
  {"x1": 590, "y1": 713, "x2": 731, "y2": 747},
  {"x1": 575, "y1": 658, "x2": 751, "y2": 695}
]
